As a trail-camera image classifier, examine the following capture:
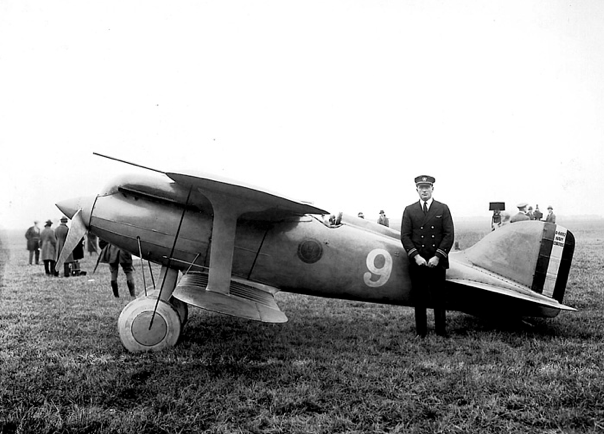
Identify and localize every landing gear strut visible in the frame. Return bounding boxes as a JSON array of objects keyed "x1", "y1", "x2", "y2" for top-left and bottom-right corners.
[{"x1": 117, "y1": 266, "x2": 187, "y2": 352}]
